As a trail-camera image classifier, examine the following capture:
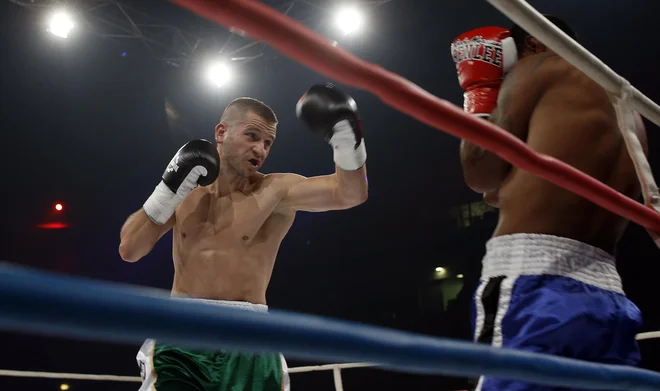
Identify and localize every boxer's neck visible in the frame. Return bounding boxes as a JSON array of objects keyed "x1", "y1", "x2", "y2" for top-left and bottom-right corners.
[{"x1": 211, "y1": 165, "x2": 252, "y2": 196}]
